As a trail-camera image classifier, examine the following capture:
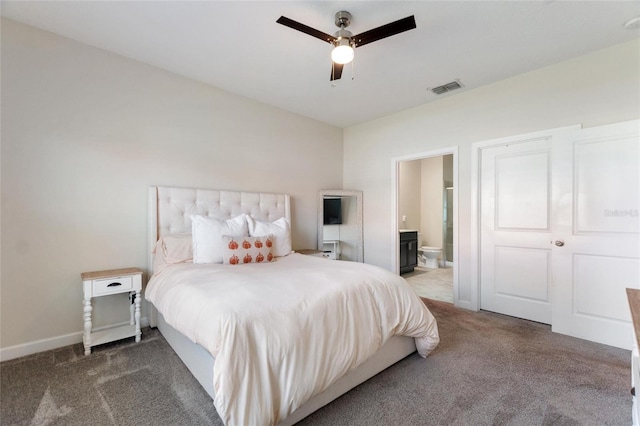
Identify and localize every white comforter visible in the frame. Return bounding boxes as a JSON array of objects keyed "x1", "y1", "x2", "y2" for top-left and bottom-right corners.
[{"x1": 145, "y1": 253, "x2": 439, "y2": 425}]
